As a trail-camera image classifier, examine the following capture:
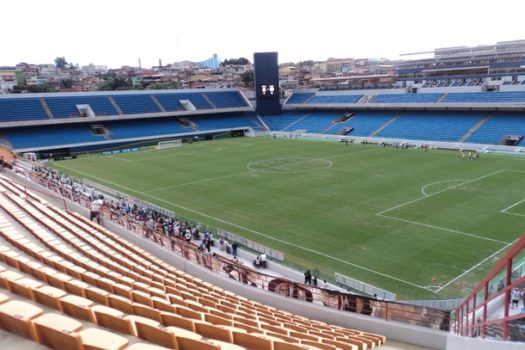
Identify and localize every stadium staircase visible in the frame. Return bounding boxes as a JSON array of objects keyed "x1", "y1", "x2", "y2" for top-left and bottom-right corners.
[
  {"x1": 39, "y1": 98, "x2": 54, "y2": 119},
  {"x1": 282, "y1": 113, "x2": 311, "y2": 131},
  {"x1": 369, "y1": 114, "x2": 400, "y2": 137},
  {"x1": 366, "y1": 95, "x2": 377, "y2": 103},
  {"x1": 322, "y1": 114, "x2": 355, "y2": 134},
  {"x1": 357, "y1": 95, "x2": 371, "y2": 103},
  {"x1": 150, "y1": 95, "x2": 166, "y2": 112},
  {"x1": 436, "y1": 93, "x2": 448, "y2": 103},
  {"x1": 201, "y1": 94, "x2": 217, "y2": 109},
  {"x1": 256, "y1": 115, "x2": 271, "y2": 131},
  {"x1": 458, "y1": 113, "x2": 492, "y2": 142},
  {"x1": 303, "y1": 94, "x2": 316, "y2": 104},
  {"x1": 177, "y1": 117, "x2": 198, "y2": 130},
  {"x1": 108, "y1": 96, "x2": 124, "y2": 115},
  {"x1": 0, "y1": 174, "x2": 386, "y2": 350}
]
